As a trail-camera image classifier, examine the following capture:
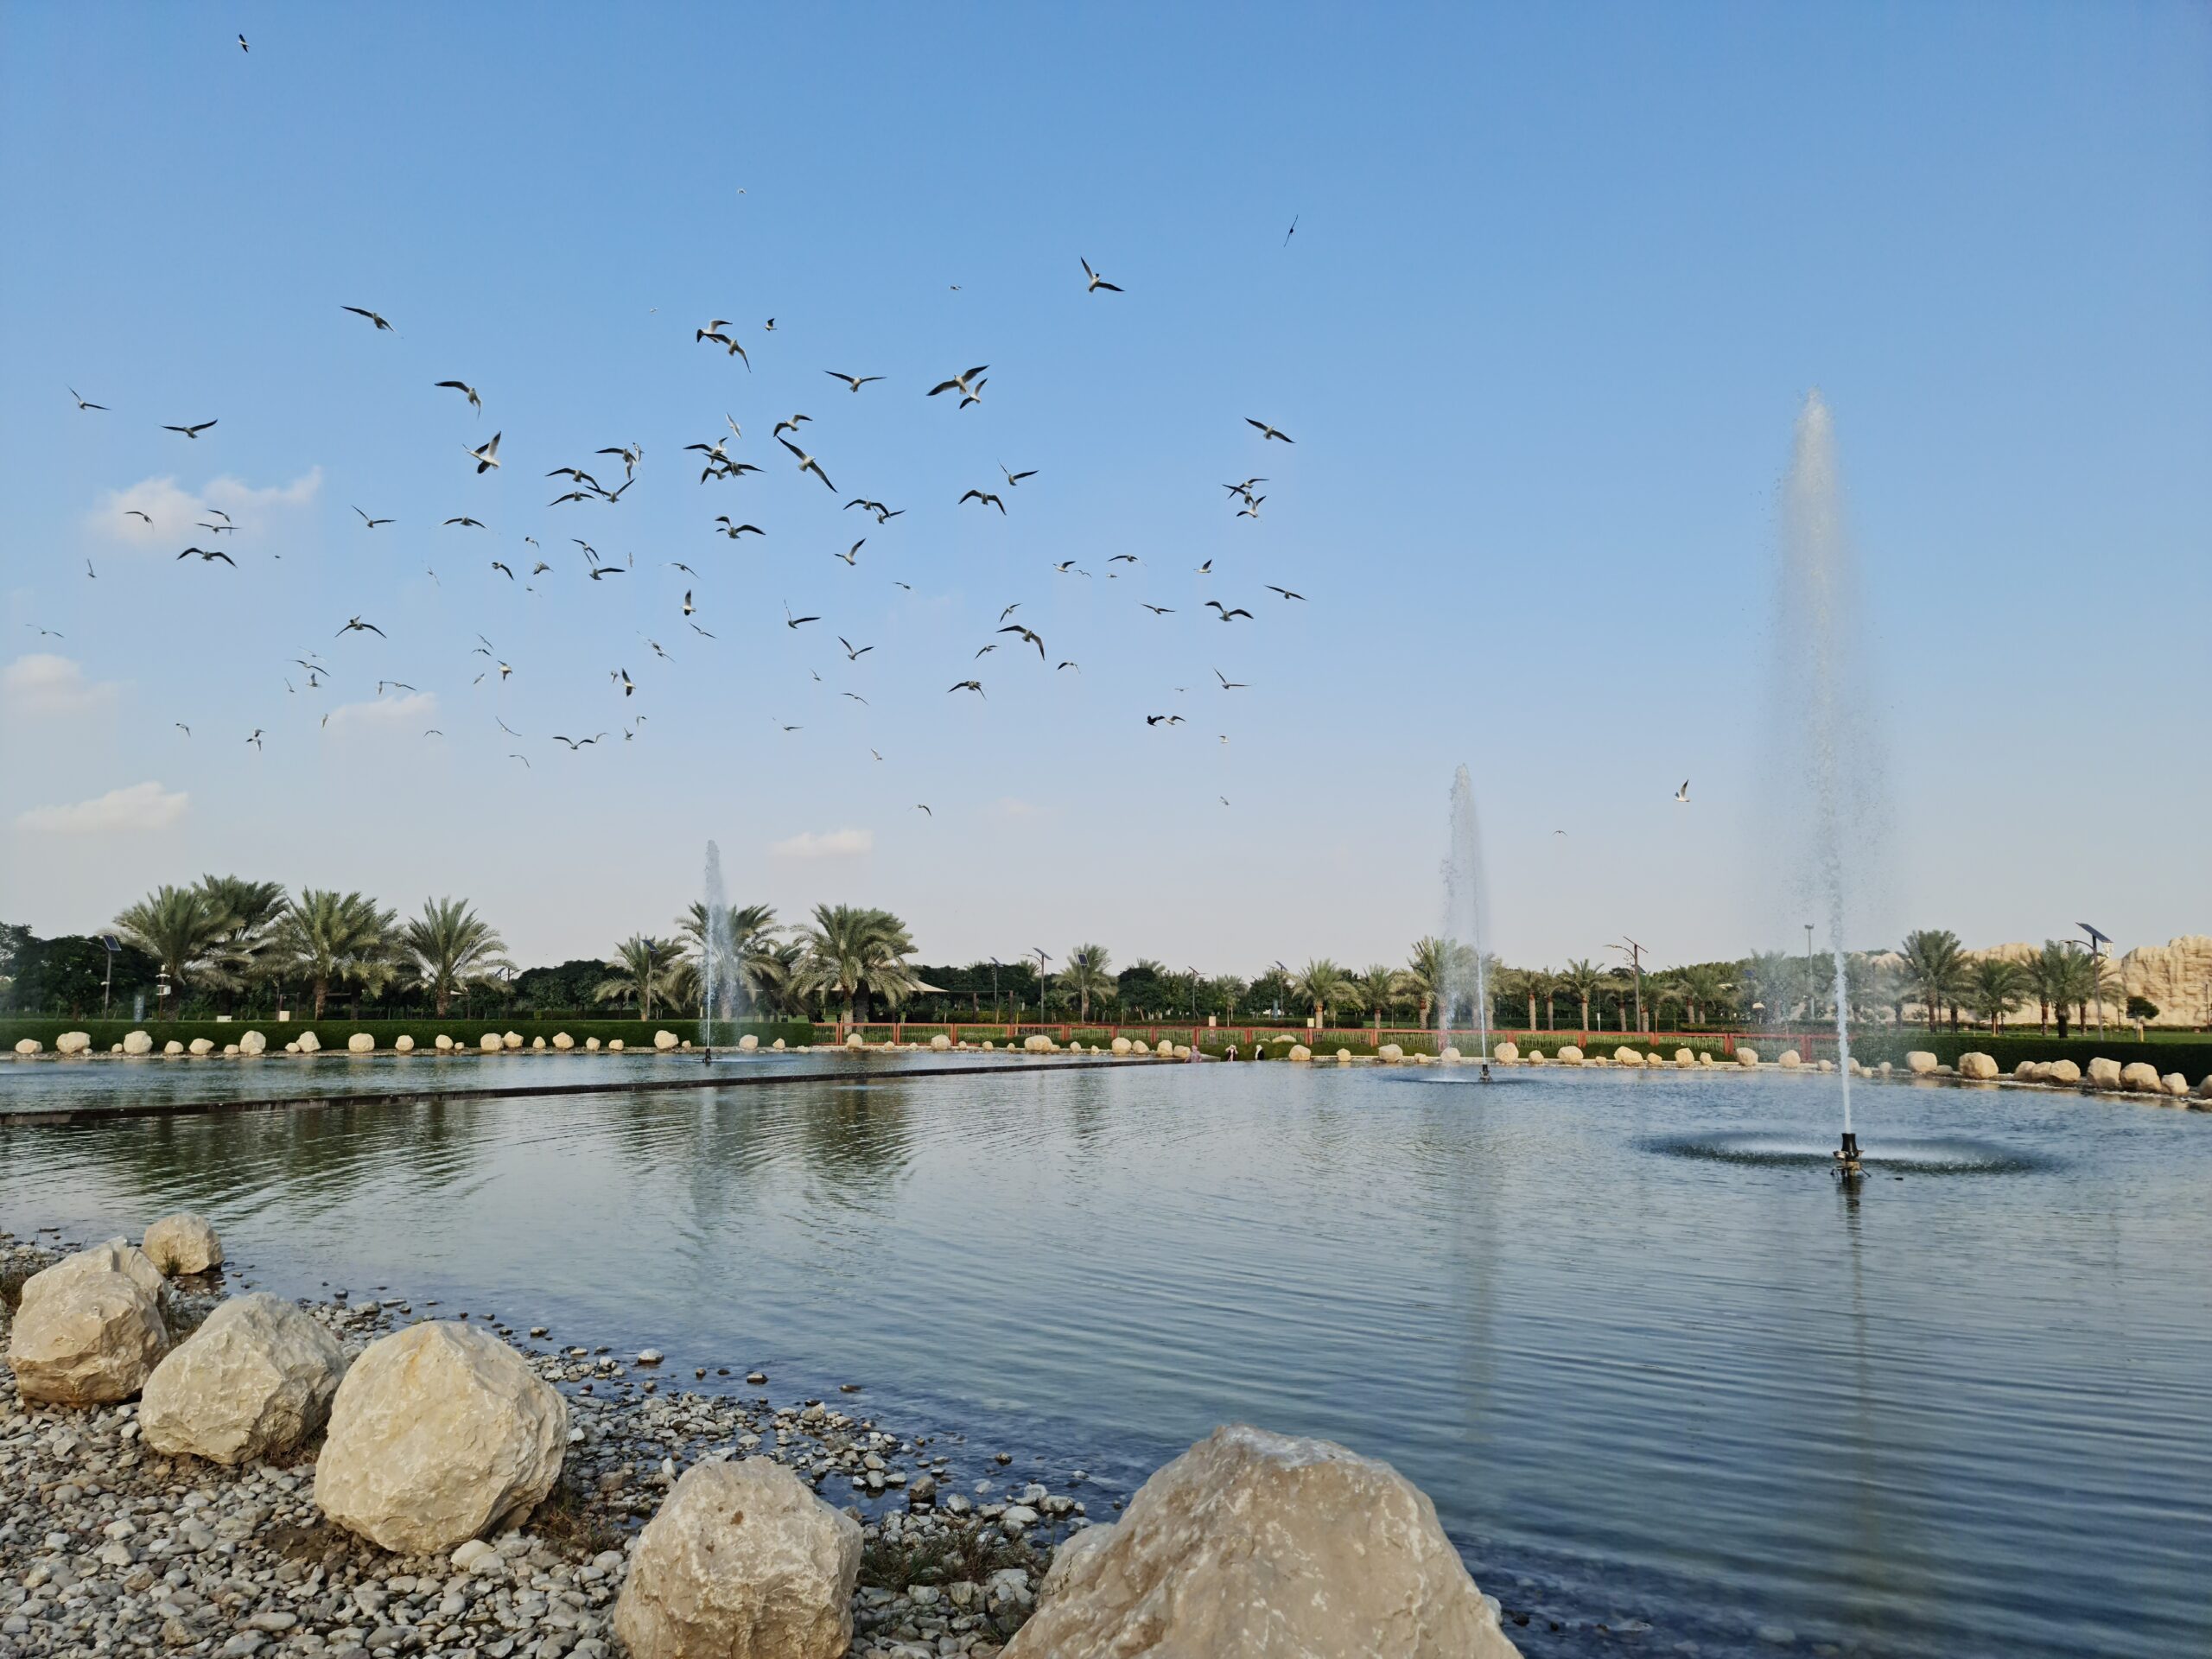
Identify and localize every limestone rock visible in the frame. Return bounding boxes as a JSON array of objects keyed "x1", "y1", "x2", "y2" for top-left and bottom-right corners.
[
  {"x1": 6, "y1": 1240, "x2": 170, "y2": 1405},
  {"x1": 238, "y1": 1030, "x2": 267, "y2": 1056},
  {"x1": 738, "y1": 1033, "x2": 759, "y2": 1051},
  {"x1": 315, "y1": 1322, "x2": 568, "y2": 1554},
  {"x1": 1614, "y1": 1046, "x2": 1643, "y2": 1066},
  {"x1": 2047, "y1": 1058, "x2": 2082, "y2": 1084},
  {"x1": 347, "y1": 1033, "x2": 375, "y2": 1053},
  {"x1": 1336, "y1": 1048, "x2": 1351, "y2": 1064},
  {"x1": 435, "y1": 1033, "x2": 456, "y2": 1051},
  {"x1": 296, "y1": 1029, "x2": 322, "y2": 1054},
  {"x1": 15, "y1": 1037, "x2": 43, "y2": 1055},
  {"x1": 1133, "y1": 1039, "x2": 1152, "y2": 1054},
  {"x1": 1905, "y1": 1051, "x2": 1938, "y2": 1075},
  {"x1": 1377, "y1": 1043, "x2": 1405, "y2": 1063},
  {"x1": 2114, "y1": 934, "x2": 2212, "y2": 1027},
  {"x1": 480, "y1": 1033, "x2": 503, "y2": 1052},
  {"x1": 58, "y1": 1030, "x2": 93, "y2": 1054},
  {"x1": 1675, "y1": 1048, "x2": 1694, "y2": 1066},
  {"x1": 1110, "y1": 1036, "x2": 1133, "y2": 1056},
  {"x1": 188, "y1": 1037, "x2": 214, "y2": 1055},
  {"x1": 613, "y1": 1459, "x2": 862, "y2": 1659},
  {"x1": 847, "y1": 1032, "x2": 868, "y2": 1049},
  {"x1": 503, "y1": 1030, "x2": 523, "y2": 1050},
  {"x1": 930, "y1": 1033, "x2": 953, "y2": 1052},
  {"x1": 2162, "y1": 1072, "x2": 2190, "y2": 1098},
  {"x1": 1556, "y1": 1044, "x2": 1584, "y2": 1064},
  {"x1": 1003, "y1": 1425, "x2": 1520, "y2": 1659},
  {"x1": 143, "y1": 1213, "x2": 224, "y2": 1274},
  {"x1": 1958, "y1": 1052, "x2": 1999, "y2": 1080},
  {"x1": 553, "y1": 1032, "x2": 575, "y2": 1051},
  {"x1": 2196, "y1": 1074, "x2": 2212, "y2": 1100},
  {"x1": 654, "y1": 1029, "x2": 681, "y2": 1051},
  {"x1": 1494, "y1": 1041, "x2": 1519, "y2": 1064},
  {"x1": 2087, "y1": 1057, "x2": 2124, "y2": 1090},
  {"x1": 1777, "y1": 1049, "x2": 1801, "y2": 1069},
  {"x1": 2119, "y1": 1061, "x2": 2164, "y2": 1094},
  {"x1": 1287, "y1": 1044, "x2": 1312, "y2": 1062},
  {"x1": 139, "y1": 1293, "x2": 346, "y2": 1464},
  {"x1": 1024, "y1": 1033, "x2": 1052, "y2": 1053},
  {"x1": 1735, "y1": 1046, "x2": 1758, "y2": 1066},
  {"x1": 395, "y1": 1034, "x2": 416, "y2": 1053},
  {"x1": 123, "y1": 1029, "x2": 154, "y2": 1055},
  {"x1": 163, "y1": 1039, "x2": 185, "y2": 1055},
  {"x1": 532, "y1": 1035, "x2": 547, "y2": 1049},
  {"x1": 609, "y1": 1039, "x2": 625, "y2": 1052},
  {"x1": 1440, "y1": 1046, "x2": 1462, "y2": 1062}
]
